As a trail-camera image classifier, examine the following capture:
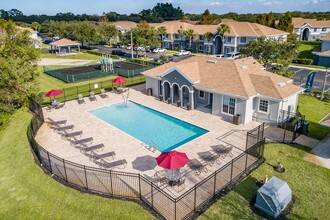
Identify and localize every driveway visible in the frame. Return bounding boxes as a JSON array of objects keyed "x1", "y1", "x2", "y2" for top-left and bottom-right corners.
[{"x1": 267, "y1": 65, "x2": 330, "y2": 92}]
